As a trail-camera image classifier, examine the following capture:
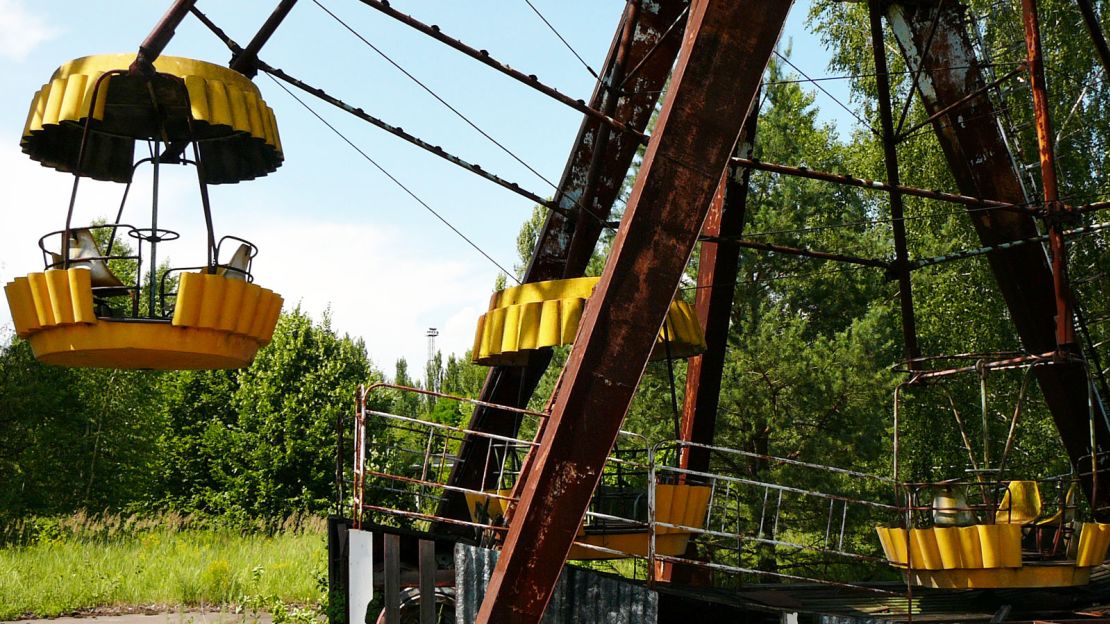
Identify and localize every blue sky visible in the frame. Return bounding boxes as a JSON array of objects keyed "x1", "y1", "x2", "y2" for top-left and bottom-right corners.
[{"x1": 0, "y1": 0, "x2": 852, "y2": 376}]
